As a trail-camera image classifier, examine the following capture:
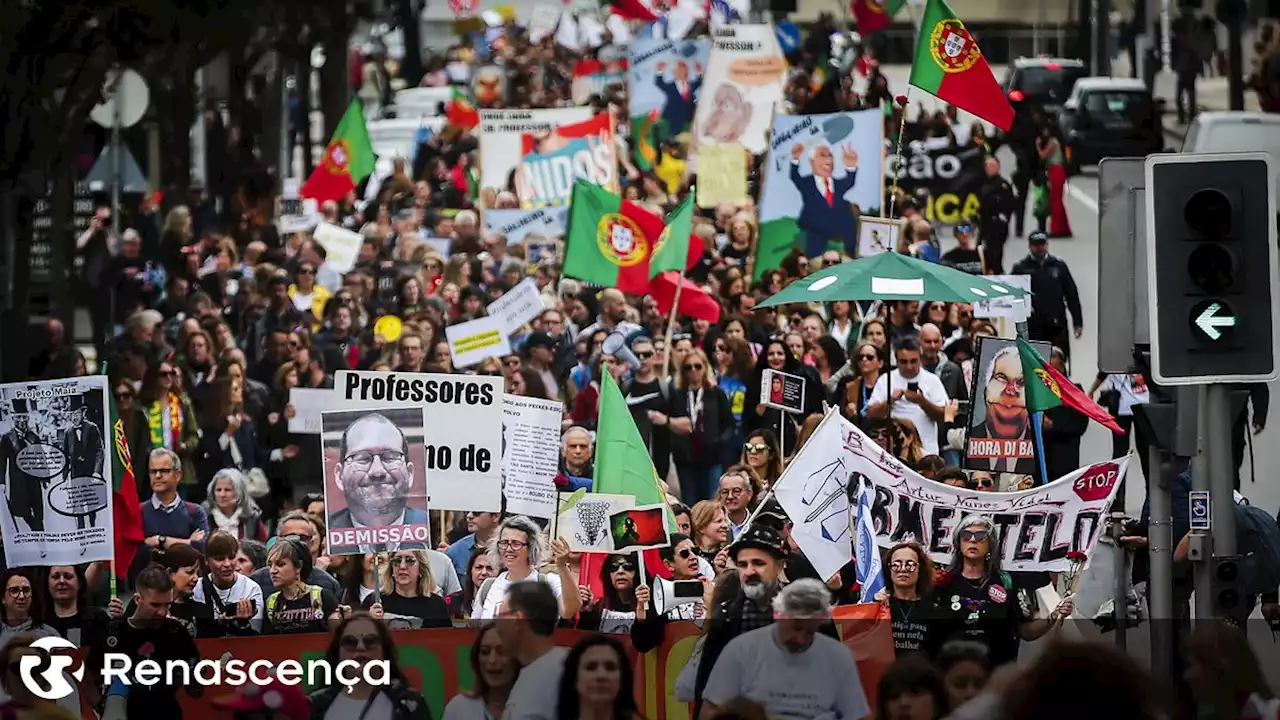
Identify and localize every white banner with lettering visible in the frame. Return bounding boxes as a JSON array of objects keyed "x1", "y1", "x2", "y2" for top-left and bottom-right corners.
[{"x1": 775, "y1": 410, "x2": 1129, "y2": 576}]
